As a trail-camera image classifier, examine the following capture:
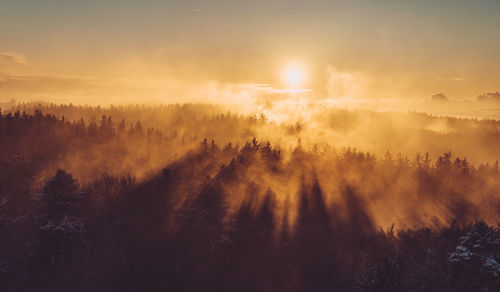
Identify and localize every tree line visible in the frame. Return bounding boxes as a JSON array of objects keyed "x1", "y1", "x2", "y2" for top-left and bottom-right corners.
[{"x1": 0, "y1": 107, "x2": 499, "y2": 291}]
